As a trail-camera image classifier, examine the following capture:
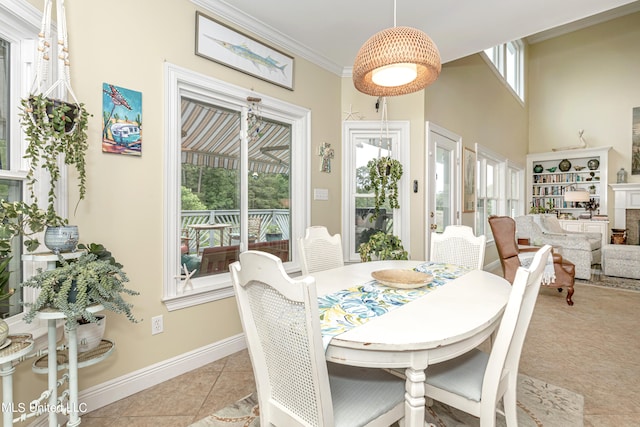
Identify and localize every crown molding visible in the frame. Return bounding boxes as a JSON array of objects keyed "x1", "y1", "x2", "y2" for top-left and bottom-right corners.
[
  {"x1": 527, "y1": 1, "x2": 640, "y2": 44},
  {"x1": 191, "y1": 0, "x2": 345, "y2": 77}
]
